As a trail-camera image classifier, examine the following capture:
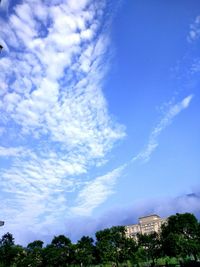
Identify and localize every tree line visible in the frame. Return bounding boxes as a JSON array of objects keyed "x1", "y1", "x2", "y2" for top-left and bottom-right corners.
[{"x1": 0, "y1": 213, "x2": 200, "y2": 267}]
